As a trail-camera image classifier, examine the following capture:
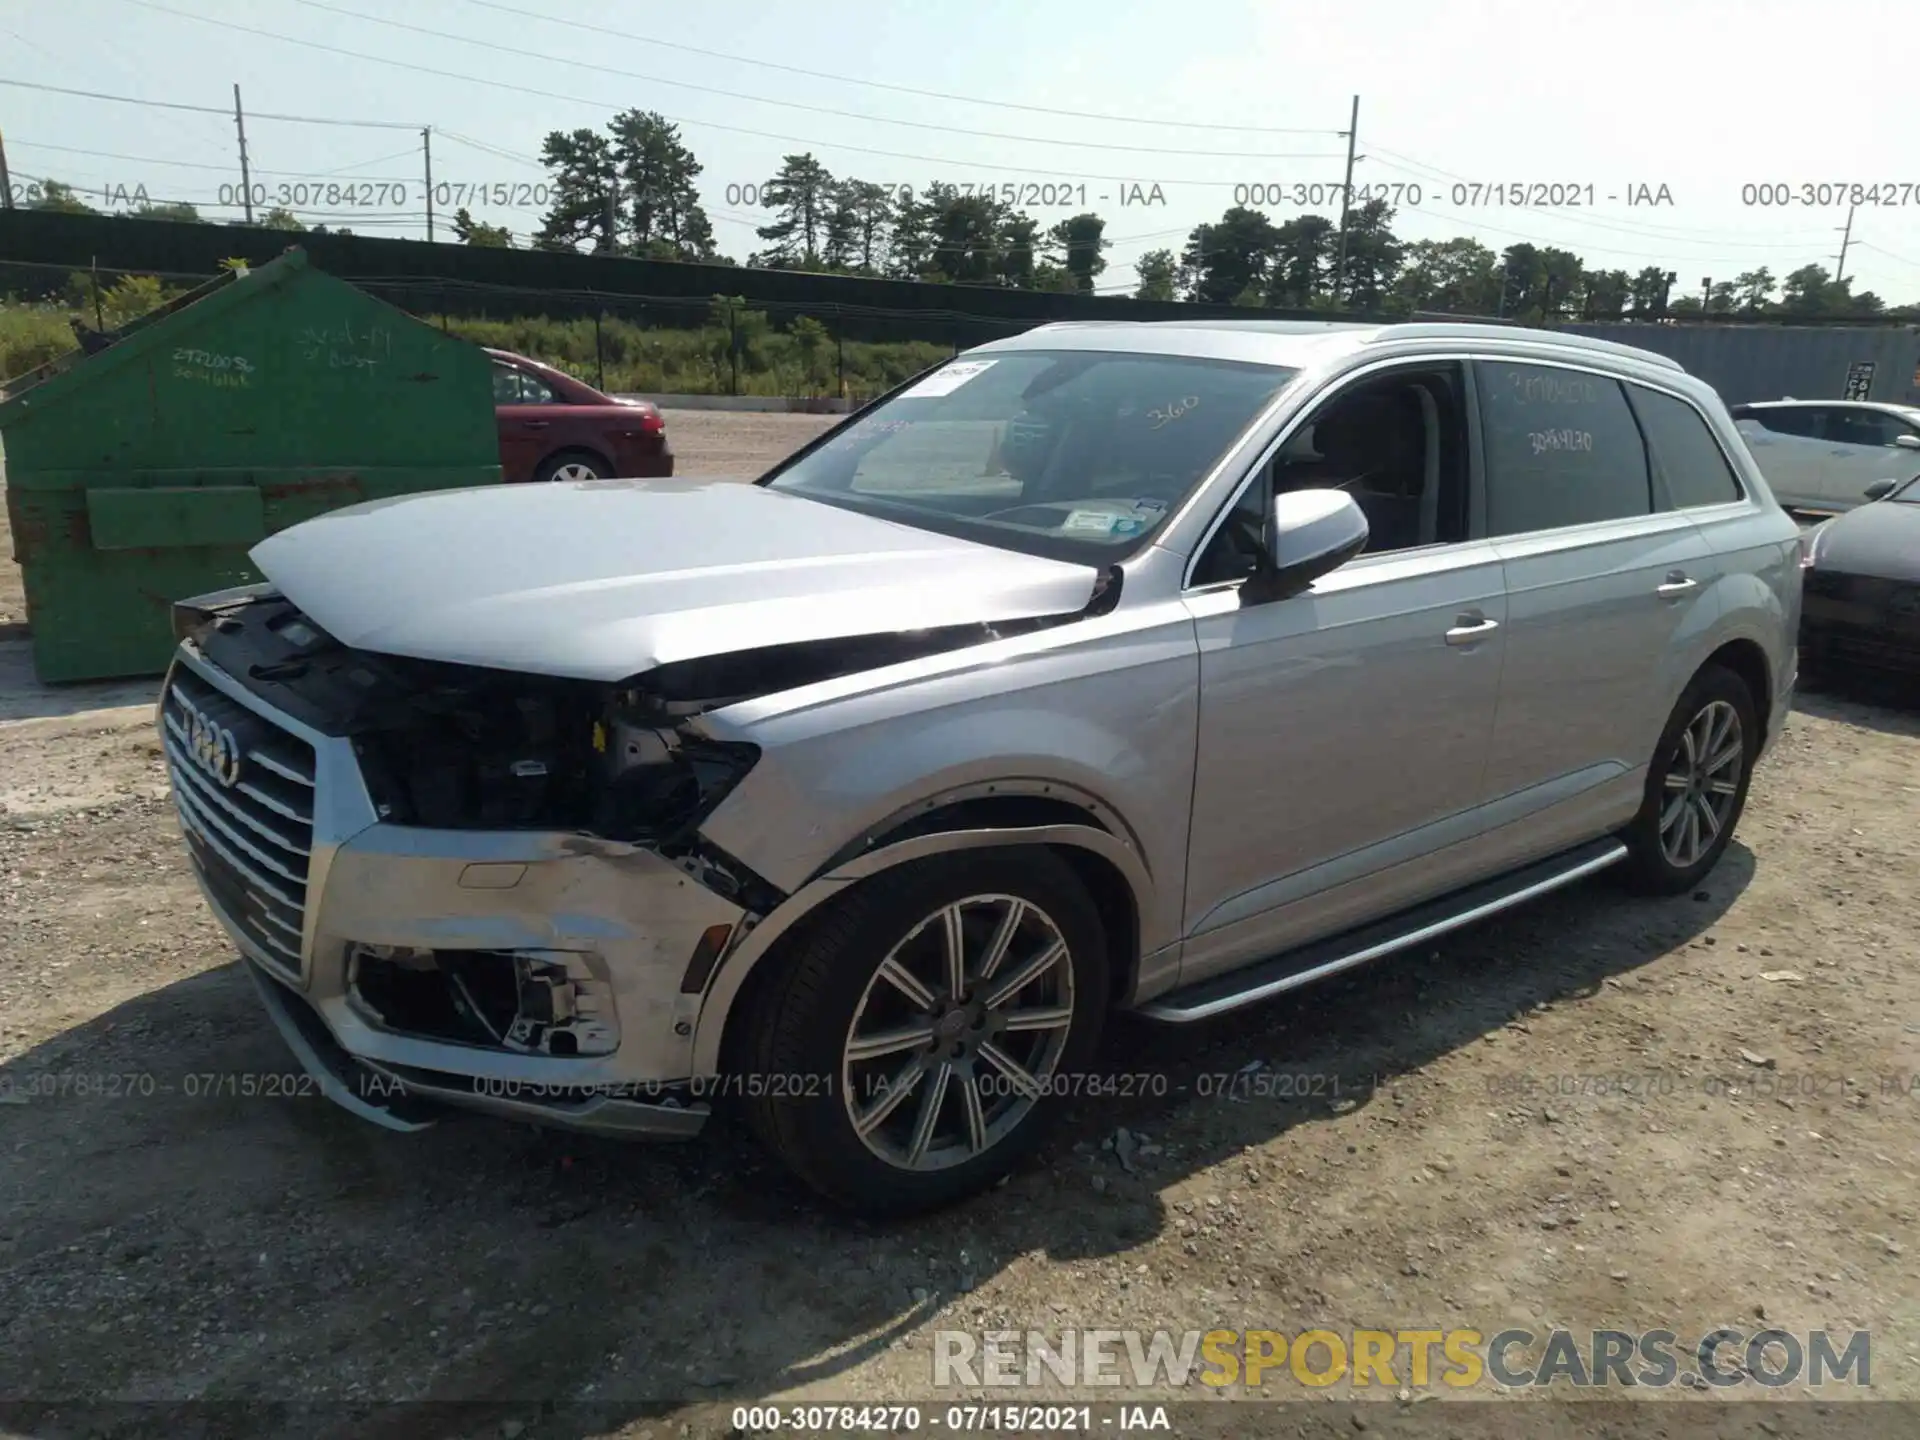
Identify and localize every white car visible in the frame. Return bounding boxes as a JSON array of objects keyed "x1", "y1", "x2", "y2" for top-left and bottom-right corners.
[{"x1": 1731, "y1": 399, "x2": 1920, "y2": 514}]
